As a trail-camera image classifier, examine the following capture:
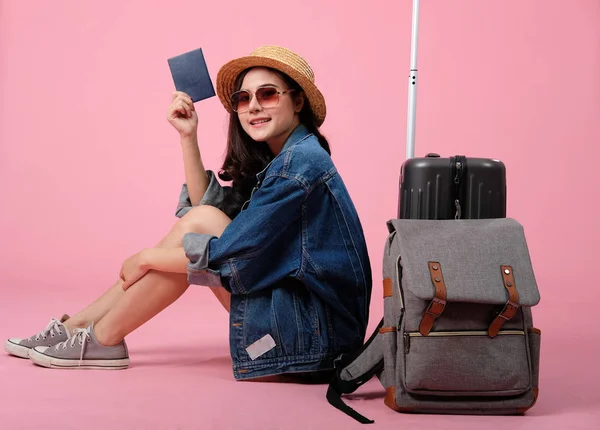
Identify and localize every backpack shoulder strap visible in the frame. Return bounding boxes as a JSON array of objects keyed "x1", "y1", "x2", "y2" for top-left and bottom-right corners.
[{"x1": 326, "y1": 318, "x2": 384, "y2": 424}]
